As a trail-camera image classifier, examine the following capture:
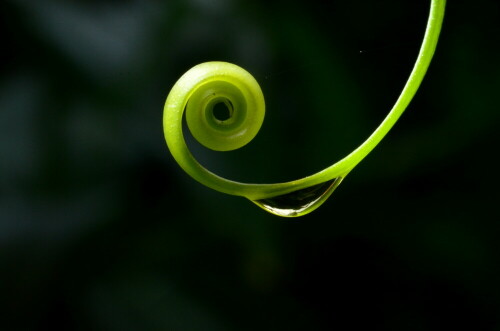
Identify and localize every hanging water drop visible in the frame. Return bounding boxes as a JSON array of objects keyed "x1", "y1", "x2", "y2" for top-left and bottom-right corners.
[{"x1": 251, "y1": 177, "x2": 344, "y2": 217}]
